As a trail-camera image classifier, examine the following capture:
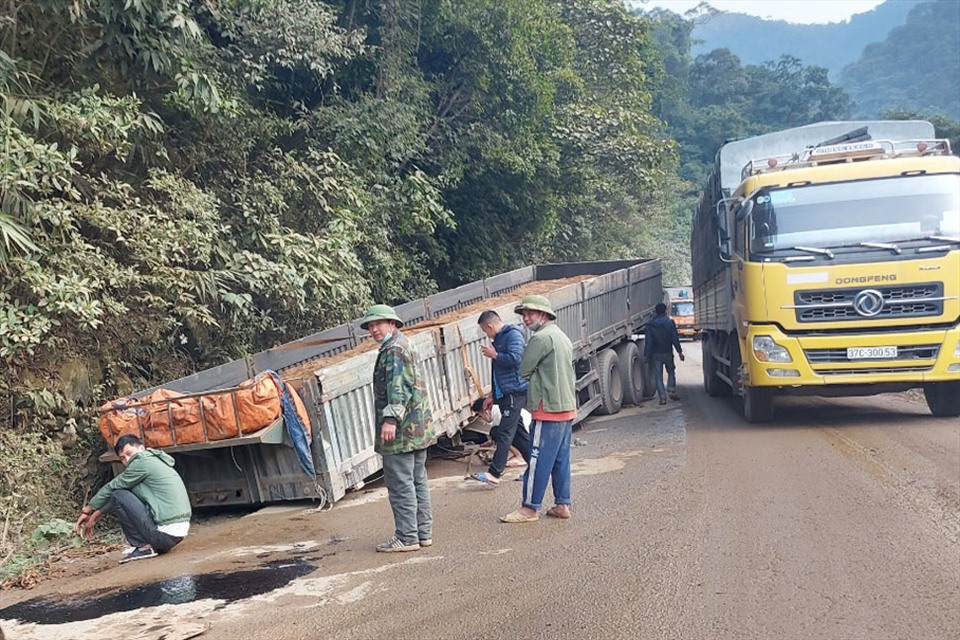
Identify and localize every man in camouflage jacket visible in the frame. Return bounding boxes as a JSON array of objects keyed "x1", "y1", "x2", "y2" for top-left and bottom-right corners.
[{"x1": 361, "y1": 304, "x2": 436, "y2": 552}]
